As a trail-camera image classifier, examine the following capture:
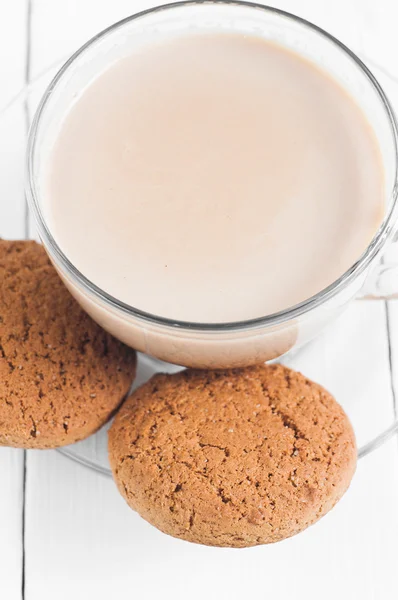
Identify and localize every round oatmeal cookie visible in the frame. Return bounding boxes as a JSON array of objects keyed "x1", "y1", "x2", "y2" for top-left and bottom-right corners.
[
  {"x1": 0, "y1": 239, "x2": 136, "y2": 448},
  {"x1": 109, "y1": 364, "x2": 356, "y2": 547}
]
